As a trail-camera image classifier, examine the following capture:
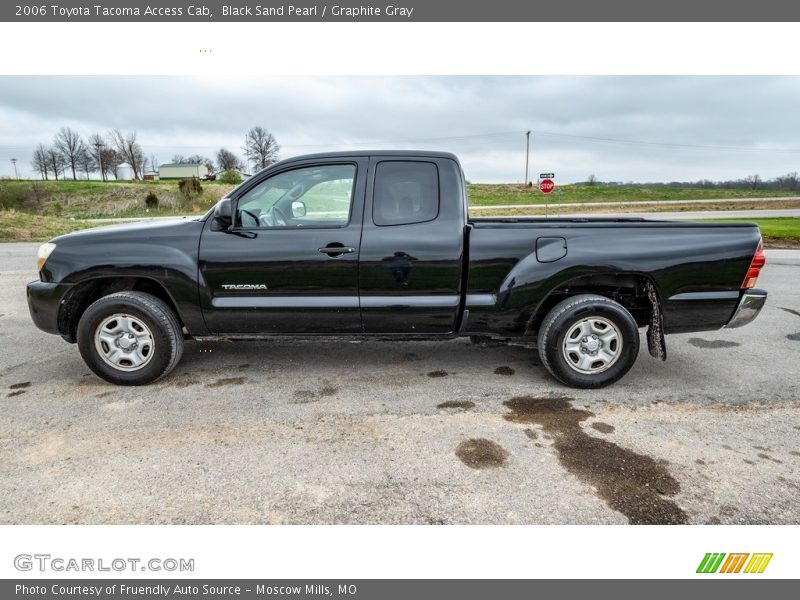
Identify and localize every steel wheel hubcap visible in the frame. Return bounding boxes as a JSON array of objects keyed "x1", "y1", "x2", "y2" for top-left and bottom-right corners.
[
  {"x1": 562, "y1": 316, "x2": 622, "y2": 374},
  {"x1": 94, "y1": 314, "x2": 155, "y2": 372}
]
